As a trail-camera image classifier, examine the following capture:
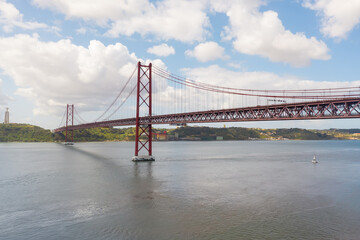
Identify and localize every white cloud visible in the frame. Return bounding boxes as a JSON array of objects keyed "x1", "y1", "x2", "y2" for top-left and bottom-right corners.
[
  {"x1": 32, "y1": 0, "x2": 210, "y2": 42},
  {"x1": 303, "y1": 0, "x2": 360, "y2": 39},
  {"x1": 0, "y1": 0, "x2": 49, "y2": 32},
  {"x1": 147, "y1": 43, "x2": 175, "y2": 57},
  {"x1": 185, "y1": 41, "x2": 227, "y2": 62},
  {"x1": 0, "y1": 79, "x2": 9, "y2": 106},
  {"x1": 183, "y1": 64, "x2": 360, "y2": 89},
  {"x1": 30, "y1": 0, "x2": 331, "y2": 66},
  {"x1": 76, "y1": 27, "x2": 87, "y2": 35},
  {"x1": 212, "y1": 0, "x2": 330, "y2": 67},
  {"x1": 227, "y1": 61, "x2": 245, "y2": 70},
  {"x1": 32, "y1": 0, "x2": 147, "y2": 23},
  {"x1": 0, "y1": 34, "x2": 146, "y2": 116},
  {"x1": 76, "y1": 26, "x2": 98, "y2": 35}
]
